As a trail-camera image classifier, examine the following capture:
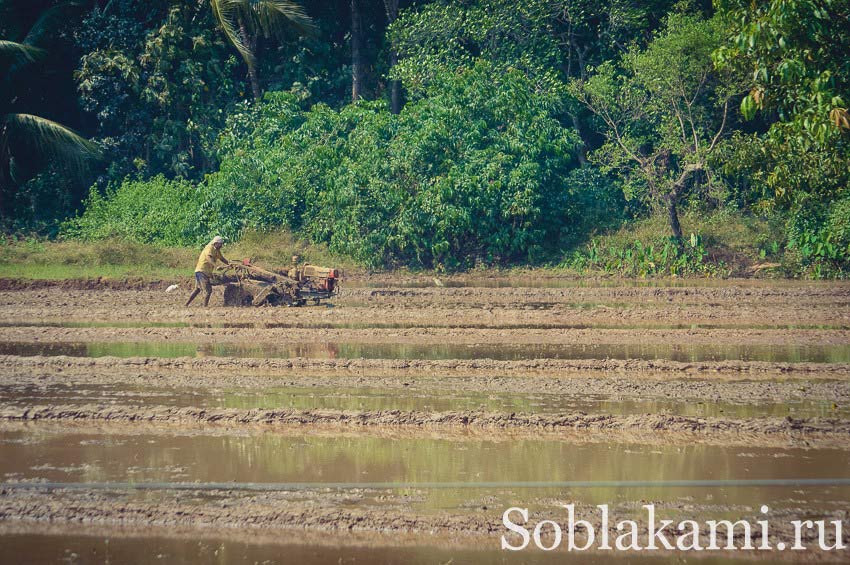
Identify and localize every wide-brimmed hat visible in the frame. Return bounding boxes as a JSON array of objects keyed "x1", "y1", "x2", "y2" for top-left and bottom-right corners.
[{"x1": 211, "y1": 236, "x2": 225, "y2": 244}]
